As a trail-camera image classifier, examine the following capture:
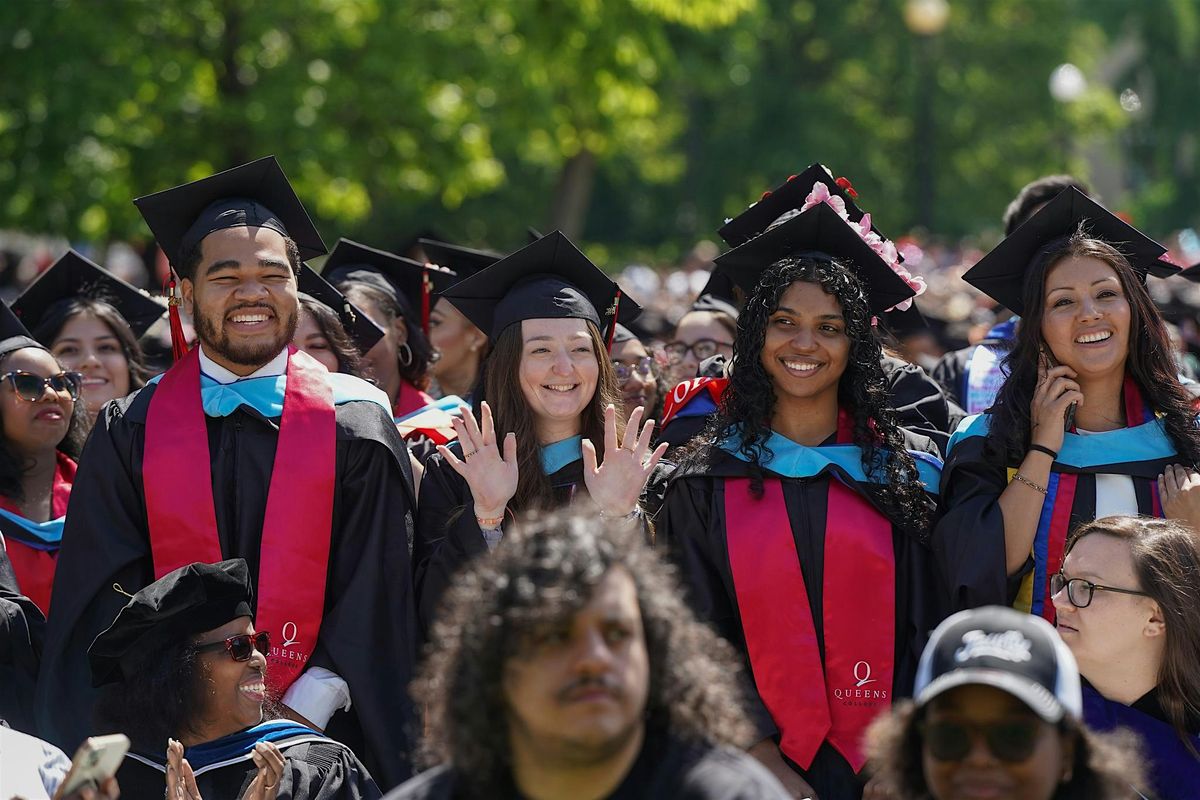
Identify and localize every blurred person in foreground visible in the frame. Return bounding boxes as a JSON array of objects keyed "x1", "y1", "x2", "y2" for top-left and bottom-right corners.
[
  {"x1": 388, "y1": 508, "x2": 790, "y2": 800},
  {"x1": 0, "y1": 723, "x2": 119, "y2": 800},
  {"x1": 1052, "y1": 516, "x2": 1200, "y2": 799},
  {"x1": 866, "y1": 605, "x2": 1145, "y2": 800},
  {"x1": 90, "y1": 558, "x2": 380, "y2": 799}
]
